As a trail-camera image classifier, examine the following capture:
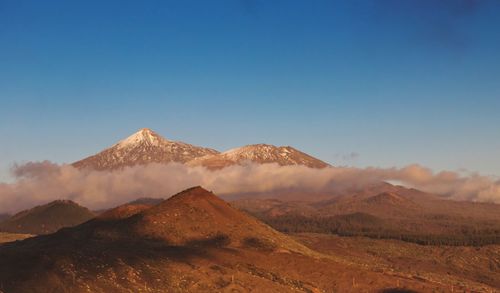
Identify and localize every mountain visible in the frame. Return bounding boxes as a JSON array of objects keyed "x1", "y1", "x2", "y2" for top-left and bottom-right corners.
[
  {"x1": 315, "y1": 190, "x2": 421, "y2": 219},
  {"x1": 0, "y1": 187, "x2": 443, "y2": 292},
  {"x1": 102, "y1": 186, "x2": 311, "y2": 250},
  {"x1": 0, "y1": 200, "x2": 95, "y2": 235},
  {"x1": 189, "y1": 144, "x2": 330, "y2": 169},
  {"x1": 228, "y1": 183, "x2": 423, "y2": 220},
  {"x1": 72, "y1": 129, "x2": 330, "y2": 170},
  {"x1": 235, "y1": 184, "x2": 500, "y2": 246},
  {"x1": 73, "y1": 128, "x2": 219, "y2": 170}
]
